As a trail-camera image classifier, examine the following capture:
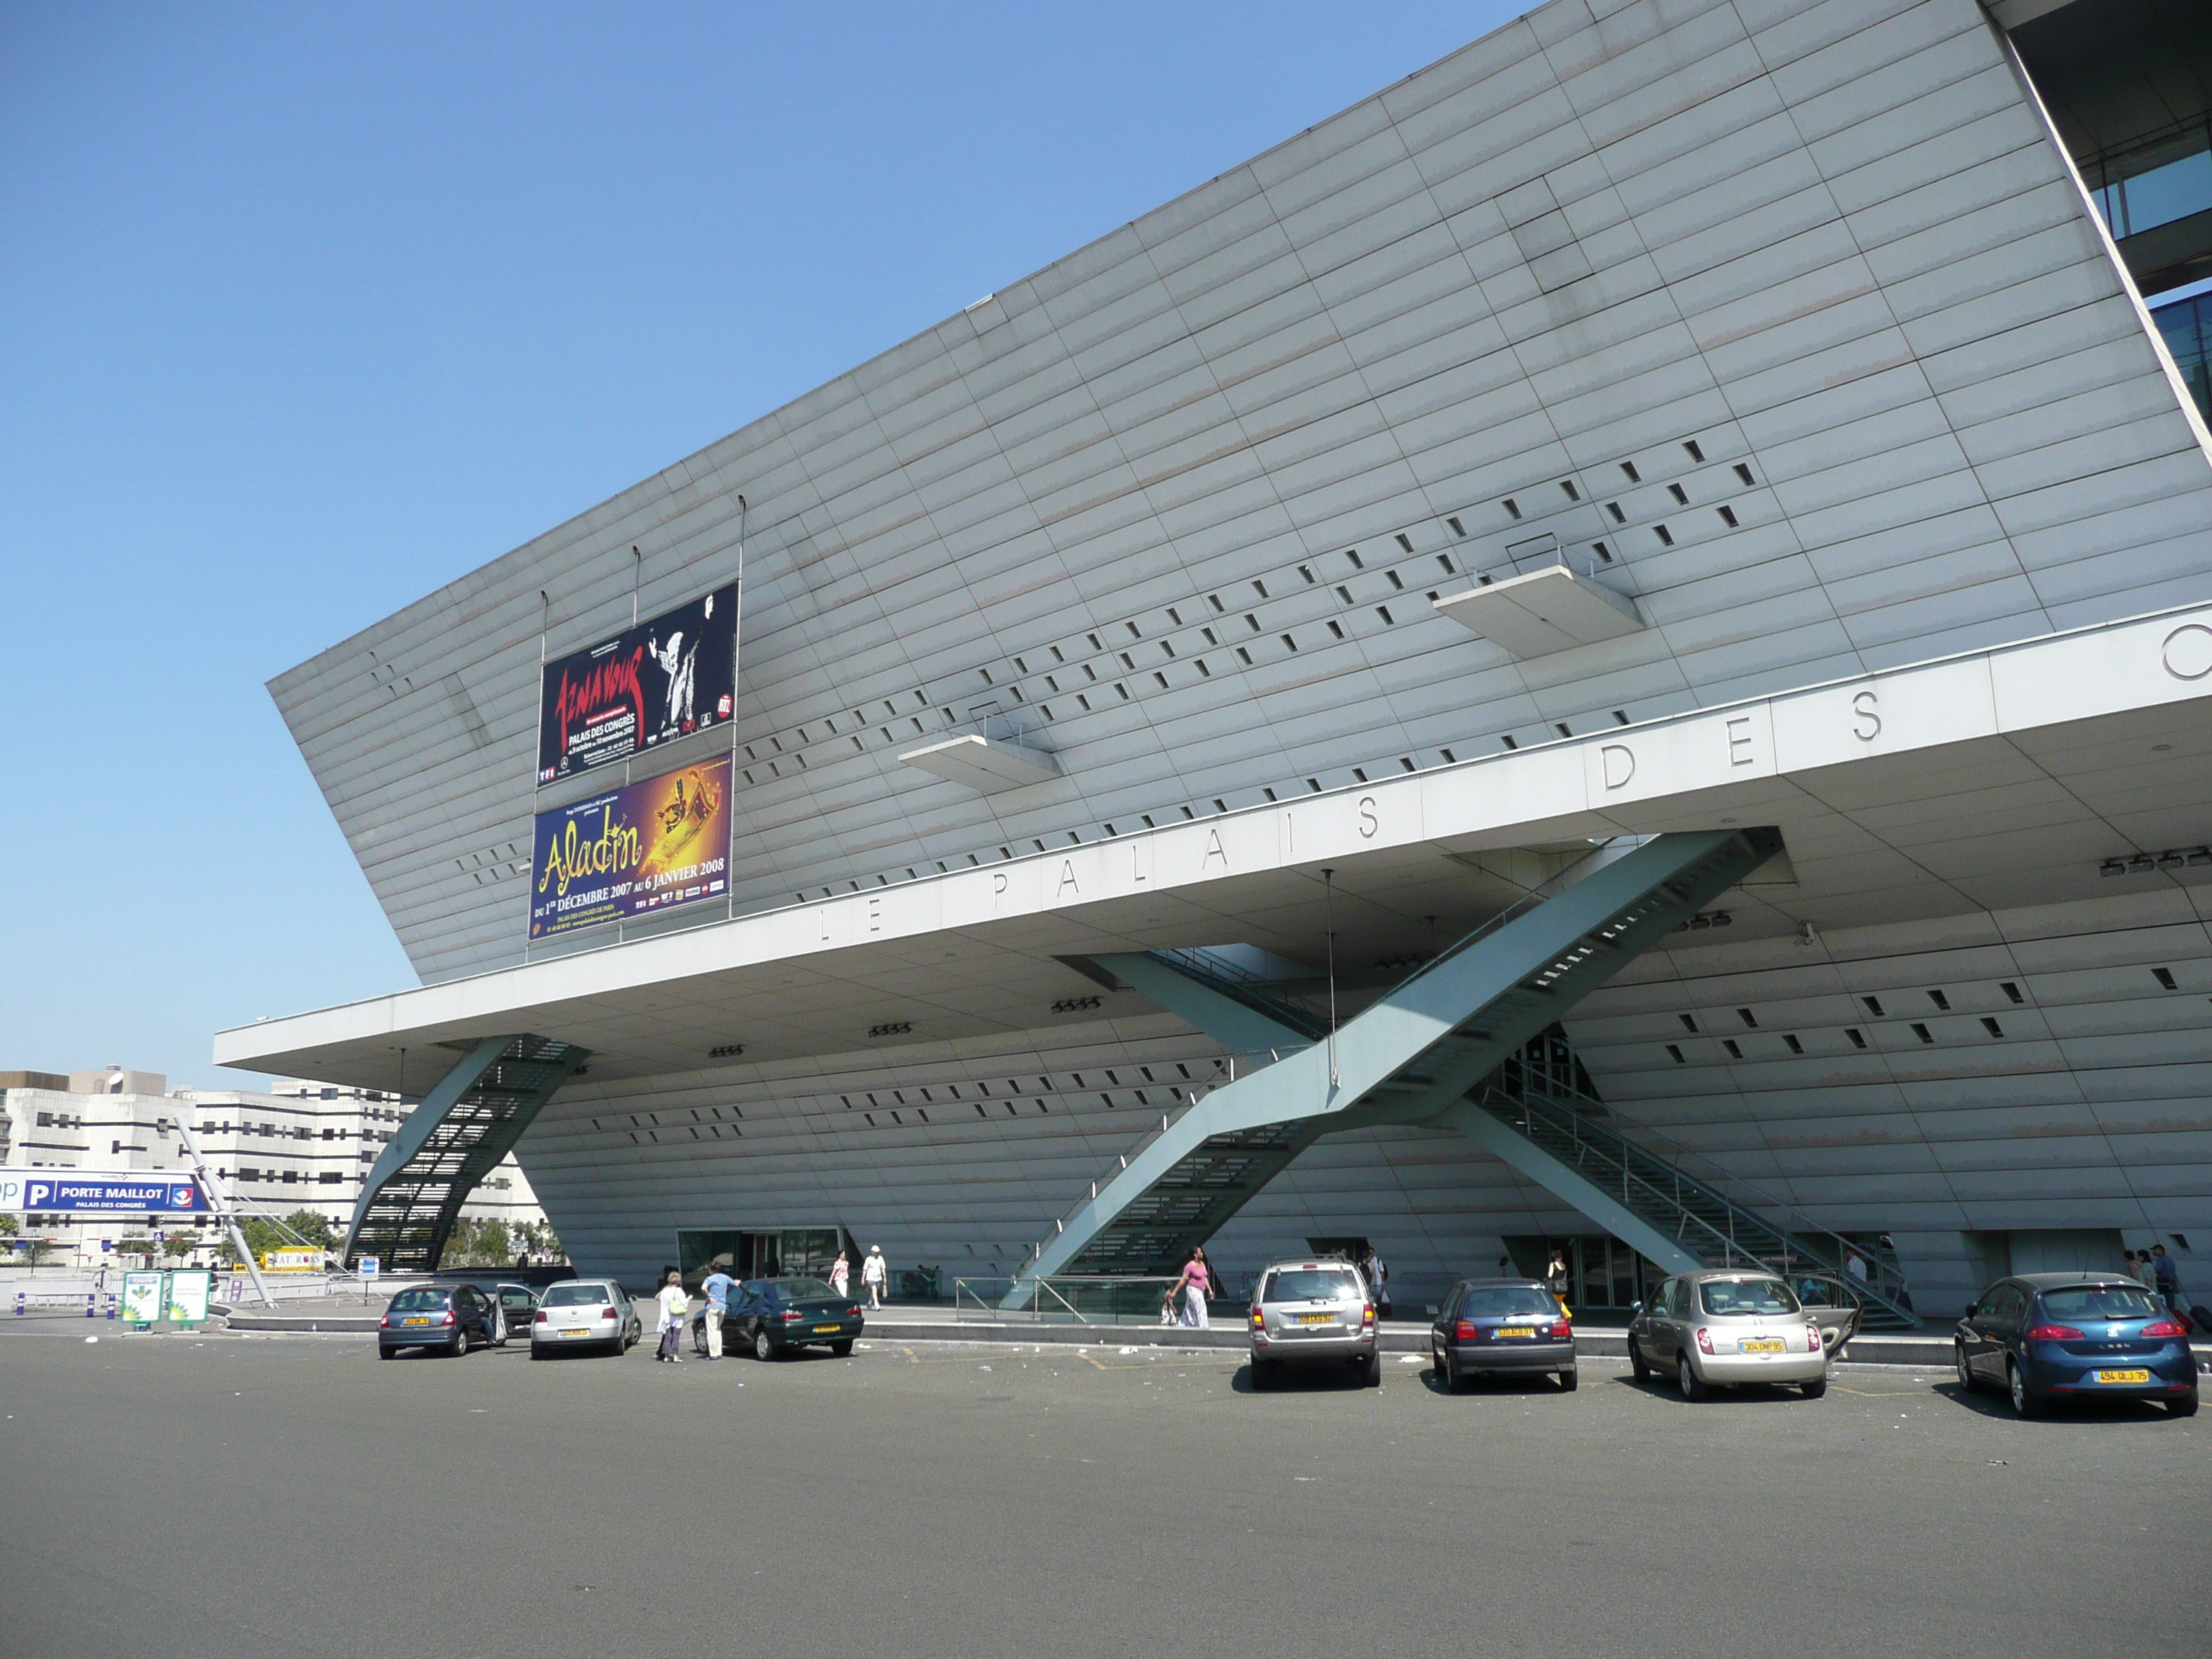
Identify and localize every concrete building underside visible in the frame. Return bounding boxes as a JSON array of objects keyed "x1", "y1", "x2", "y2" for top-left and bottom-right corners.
[{"x1": 221, "y1": 0, "x2": 2212, "y2": 1318}]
